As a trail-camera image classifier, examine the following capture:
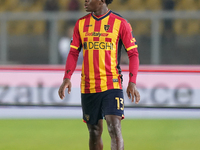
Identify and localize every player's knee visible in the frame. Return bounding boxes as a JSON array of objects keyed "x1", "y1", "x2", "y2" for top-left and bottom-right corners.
[
  {"x1": 88, "y1": 125, "x2": 103, "y2": 138},
  {"x1": 107, "y1": 123, "x2": 121, "y2": 138}
]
